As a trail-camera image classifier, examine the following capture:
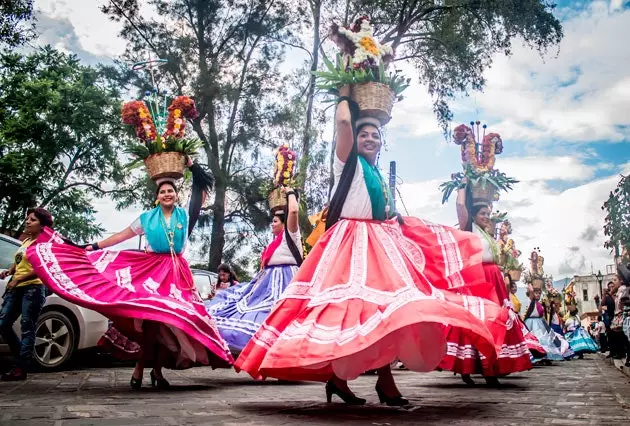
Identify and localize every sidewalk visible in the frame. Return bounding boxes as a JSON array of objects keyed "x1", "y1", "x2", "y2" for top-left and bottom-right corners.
[{"x1": 598, "y1": 352, "x2": 630, "y2": 378}]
